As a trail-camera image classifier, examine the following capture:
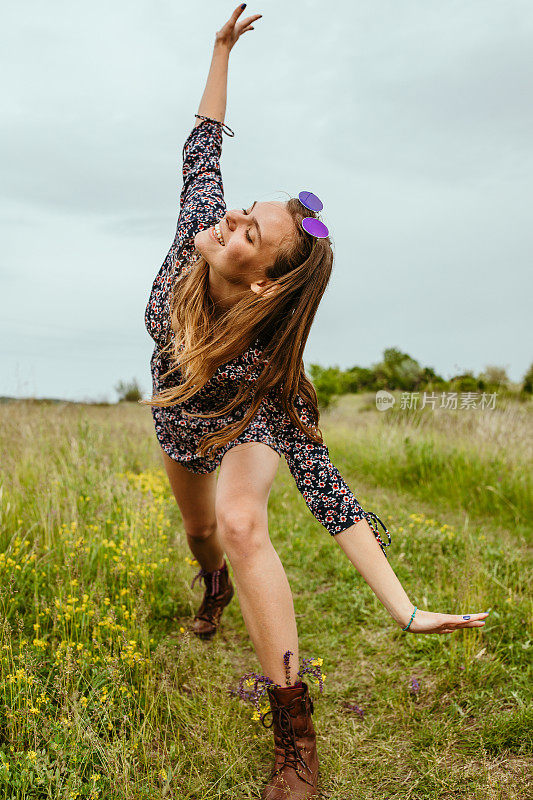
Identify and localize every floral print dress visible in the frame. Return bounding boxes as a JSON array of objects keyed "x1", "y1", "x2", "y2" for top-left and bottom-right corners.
[{"x1": 144, "y1": 118, "x2": 392, "y2": 557}]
